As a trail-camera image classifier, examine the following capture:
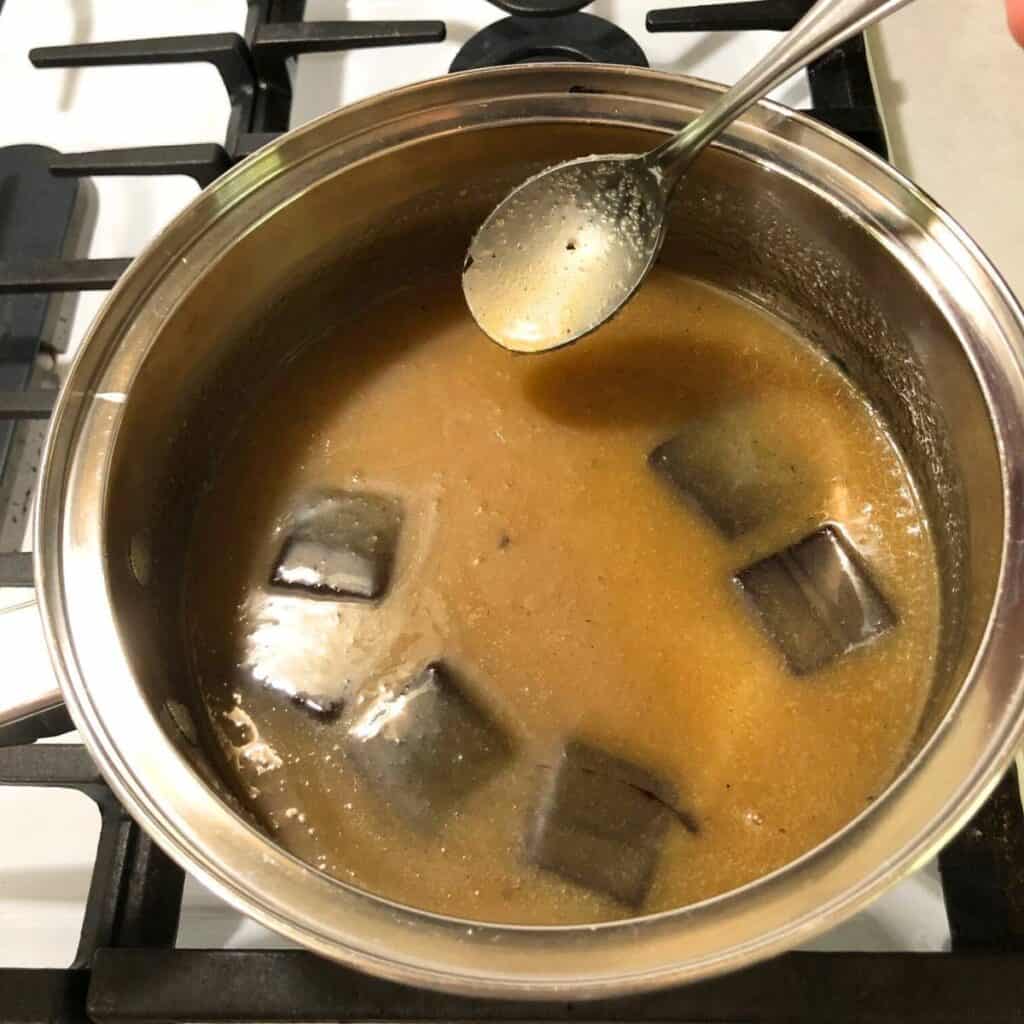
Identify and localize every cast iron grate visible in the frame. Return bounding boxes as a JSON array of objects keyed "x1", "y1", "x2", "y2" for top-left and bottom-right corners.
[
  {"x1": 1, "y1": 740, "x2": 1022, "y2": 1024},
  {"x1": 450, "y1": 11, "x2": 649, "y2": 69},
  {"x1": 646, "y1": 0, "x2": 887, "y2": 151},
  {"x1": 1, "y1": 3, "x2": 1022, "y2": 1022}
]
